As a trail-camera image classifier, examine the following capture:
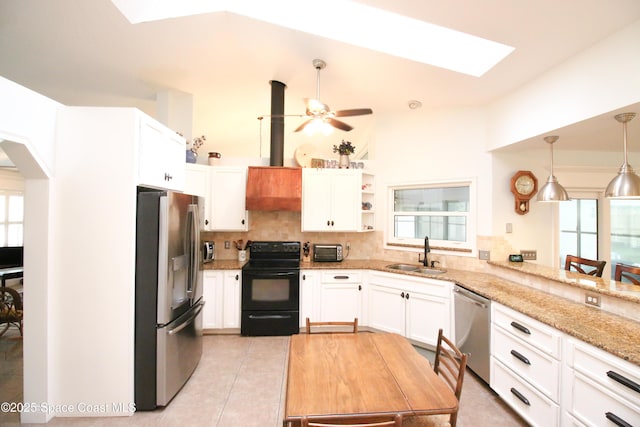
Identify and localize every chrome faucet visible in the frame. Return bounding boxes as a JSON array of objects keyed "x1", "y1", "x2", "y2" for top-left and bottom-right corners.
[{"x1": 419, "y1": 236, "x2": 430, "y2": 267}]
